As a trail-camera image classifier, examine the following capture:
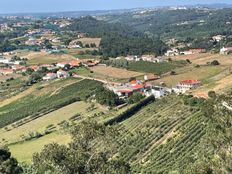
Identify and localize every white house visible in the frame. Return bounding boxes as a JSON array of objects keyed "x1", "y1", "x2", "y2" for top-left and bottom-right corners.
[
  {"x1": 57, "y1": 70, "x2": 69, "y2": 78},
  {"x1": 0, "y1": 58, "x2": 10, "y2": 64},
  {"x1": 212, "y1": 35, "x2": 225, "y2": 42},
  {"x1": 43, "y1": 73, "x2": 57, "y2": 81},
  {"x1": 220, "y1": 47, "x2": 232, "y2": 55},
  {"x1": 173, "y1": 80, "x2": 201, "y2": 93},
  {"x1": 145, "y1": 86, "x2": 167, "y2": 98},
  {"x1": 165, "y1": 49, "x2": 179, "y2": 56}
]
